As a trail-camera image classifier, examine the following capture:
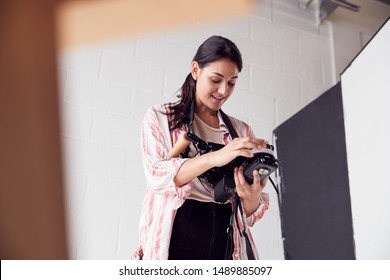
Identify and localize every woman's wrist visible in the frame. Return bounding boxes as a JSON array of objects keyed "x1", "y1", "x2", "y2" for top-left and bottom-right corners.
[
  {"x1": 241, "y1": 196, "x2": 262, "y2": 217},
  {"x1": 173, "y1": 151, "x2": 217, "y2": 186},
  {"x1": 203, "y1": 150, "x2": 218, "y2": 169}
]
